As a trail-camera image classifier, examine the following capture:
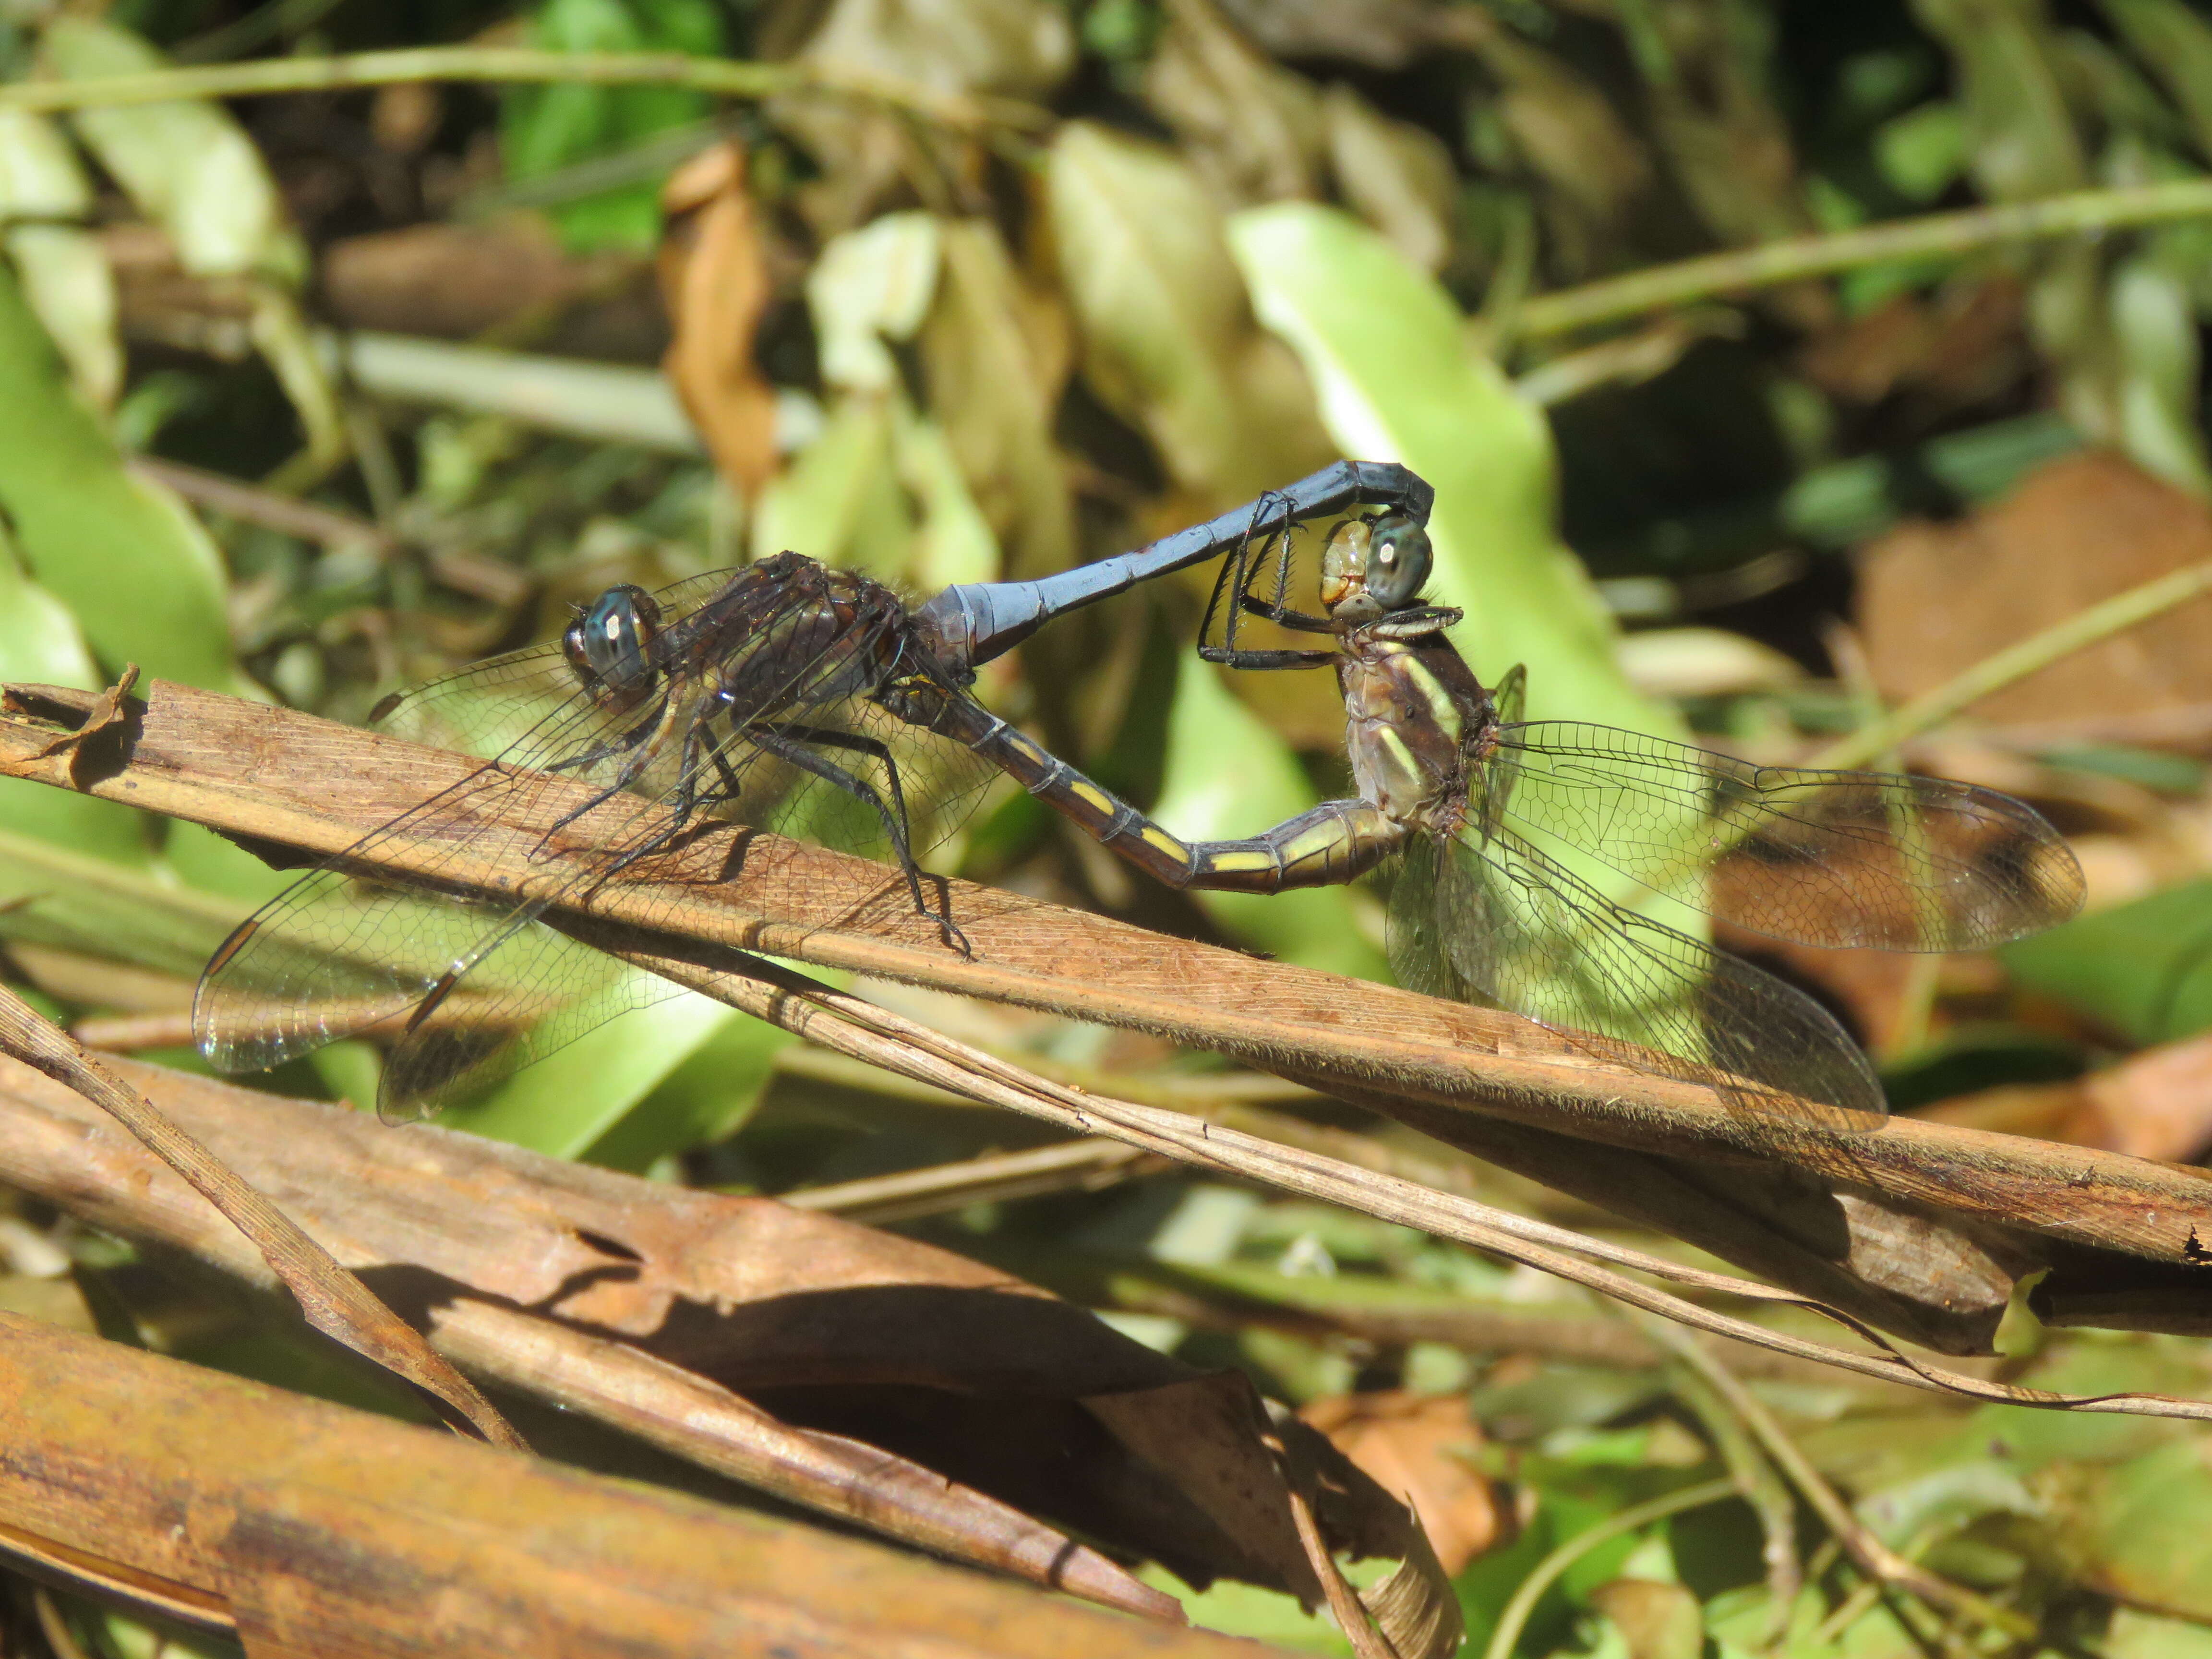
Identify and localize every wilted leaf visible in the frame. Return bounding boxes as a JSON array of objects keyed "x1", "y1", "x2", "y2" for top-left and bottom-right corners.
[
  {"x1": 1144, "y1": 0, "x2": 1322, "y2": 207},
  {"x1": 751, "y1": 395, "x2": 914, "y2": 575},
  {"x1": 780, "y1": 0, "x2": 1072, "y2": 236},
  {"x1": 657, "y1": 143, "x2": 779, "y2": 497},
  {"x1": 1447, "y1": 18, "x2": 1655, "y2": 280},
  {"x1": 920, "y1": 219, "x2": 1075, "y2": 577},
  {"x1": 1300, "y1": 1389, "x2": 1506, "y2": 1574},
  {"x1": 1048, "y1": 122, "x2": 1335, "y2": 510},
  {"x1": 1321, "y1": 84, "x2": 1456, "y2": 276},
  {"x1": 808, "y1": 210, "x2": 943, "y2": 396},
  {"x1": 1588, "y1": 1578, "x2": 1705, "y2": 1659},
  {"x1": 1858, "y1": 453, "x2": 2212, "y2": 737},
  {"x1": 42, "y1": 18, "x2": 304, "y2": 283},
  {"x1": 1629, "y1": 0, "x2": 1811, "y2": 251},
  {"x1": 0, "y1": 108, "x2": 117, "y2": 410}
]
